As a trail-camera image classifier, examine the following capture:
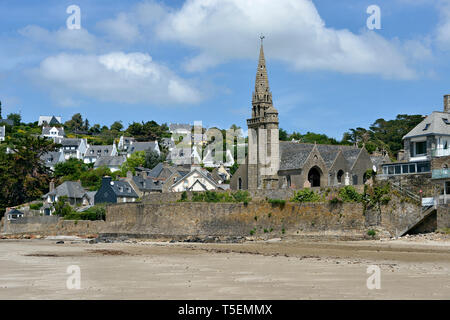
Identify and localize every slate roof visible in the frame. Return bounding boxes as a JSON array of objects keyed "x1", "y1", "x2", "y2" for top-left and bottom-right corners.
[
  {"x1": 38, "y1": 115, "x2": 62, "y2": 126},
  {"x1": 279, "y1": 142, "x2": 362, "y2": 171},
  {"x1": 109, "y1": 180, "x2": 139, "y2": 197},
  {"x1": 128, "y1": 141, "x2": 158, "y2": 154},
  {"x1": 169, "y1": 123, "x2": 191, "y2": 132},
  {"x1": 94, "y1": 156, "x2": 126, "y2": 168},
  {"x1": 132, "y1": 176, "x2": 163, "y2": 192},
  {"x1": 42, "y1": 126, "x2": 65, "y2": 136},
  {"x1": 44, "y1": 181, "x2": 87, "y2": 199},
  {"x1": 147, "y1": 162, "x2": 189, "y2": 180},
  {"x1": 55, "y1": 138, "x2": 82, "y2": 147},
  {"x1": 279, "y1": 142, "x2": 315, "y2": 171},
  {"x1": 403, "y1": 111, "x2": 450, "y2": 139},
  {"x1": 40, "y1": 151, "x2": 64, "y2": 167},
  {"x1": 85, "y1": 145, "x2": 115, "y2": 157}
]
